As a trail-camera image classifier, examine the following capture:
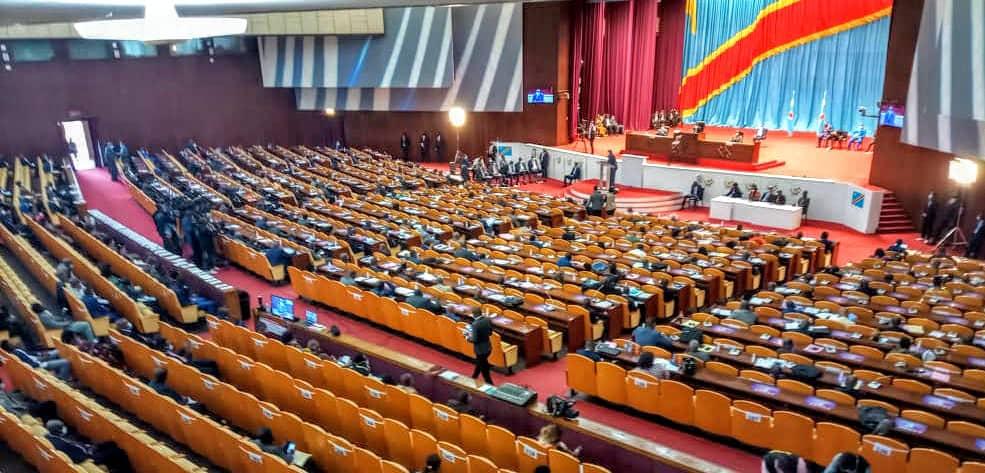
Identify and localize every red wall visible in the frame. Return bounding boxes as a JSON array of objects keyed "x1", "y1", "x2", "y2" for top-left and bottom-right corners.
[
  {"x1": 871, "y1": 0, "x2": 985, "y2": 239},
  {"x1": 0, "y1": 2, "x2": 571, "y2": 162}
]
